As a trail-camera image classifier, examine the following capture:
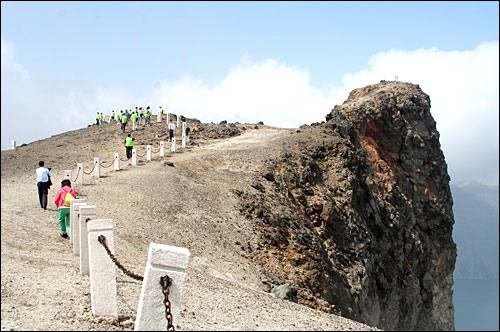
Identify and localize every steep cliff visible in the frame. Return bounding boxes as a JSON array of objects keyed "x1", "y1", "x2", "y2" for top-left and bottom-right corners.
[{"x1": 237, "y1": 81, "x2": 456, "y2": 330}]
